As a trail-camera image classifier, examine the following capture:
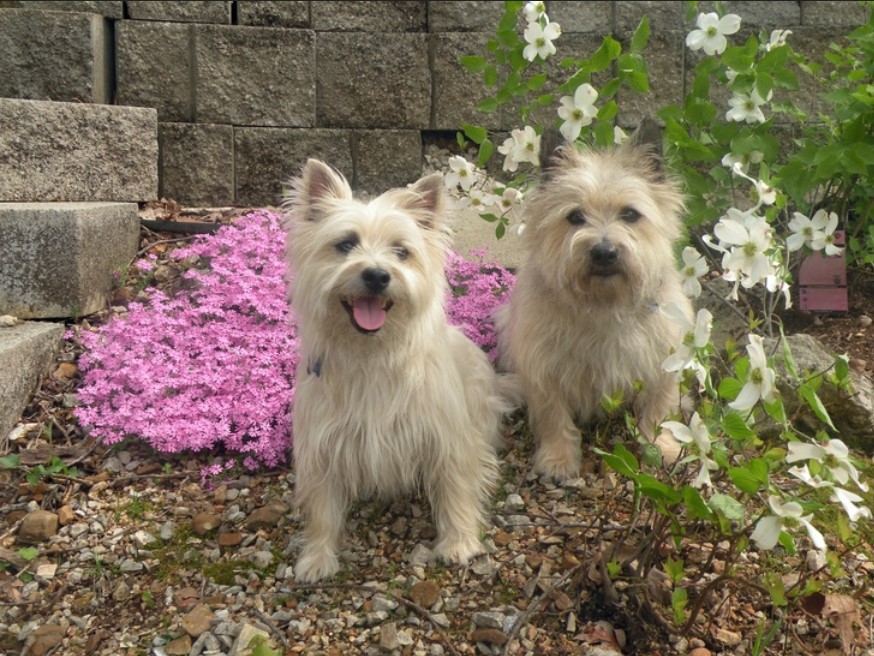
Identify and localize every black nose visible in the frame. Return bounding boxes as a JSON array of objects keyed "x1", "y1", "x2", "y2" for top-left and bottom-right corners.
[
  {"x1": 591, "y1": 241, "x2": 618, "y2": 266},
  {"x1": 361, "y1": 267, "x2": 390, "y2": 294}
]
